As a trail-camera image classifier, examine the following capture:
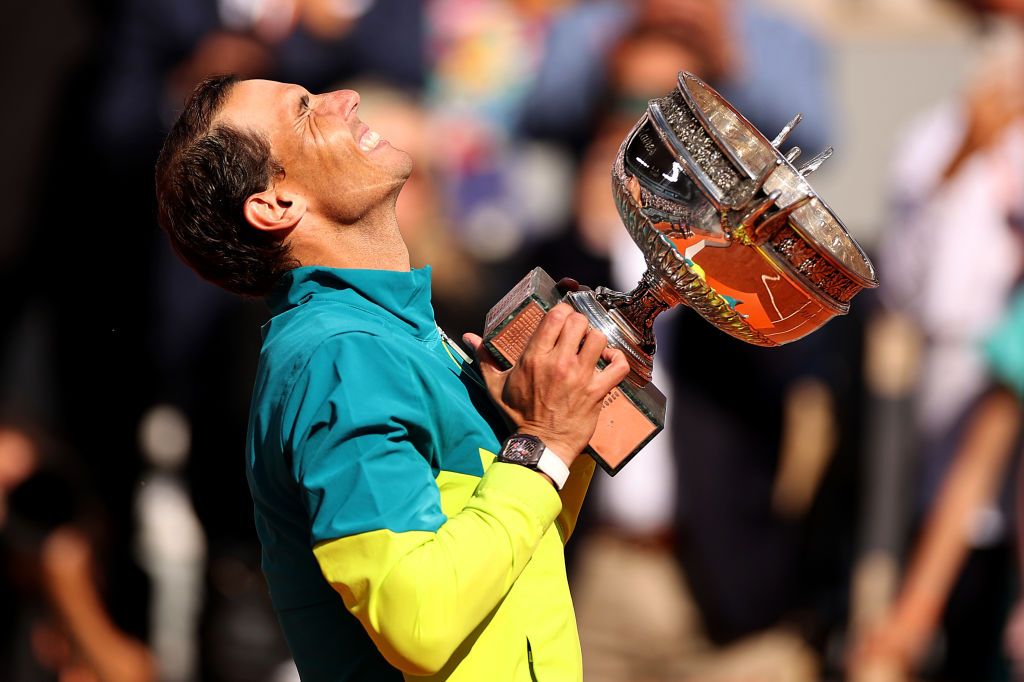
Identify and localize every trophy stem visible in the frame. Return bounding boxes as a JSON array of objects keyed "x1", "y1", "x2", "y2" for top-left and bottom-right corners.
[{"x1": 597, "y1": 268, "x2": 673, "y2": 358}]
